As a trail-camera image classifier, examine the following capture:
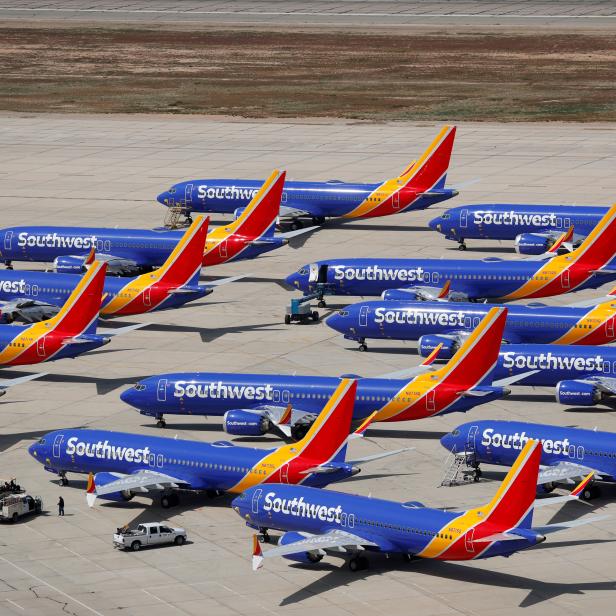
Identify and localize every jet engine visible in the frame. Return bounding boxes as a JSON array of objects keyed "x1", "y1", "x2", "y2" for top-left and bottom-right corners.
[
  {"x1": 53, "y1": 255, "x2": 87, "y2": 274},
  {"x1": 514, "y1": 233, "x2": 555, "y2": 255},
  {"x1": 223, "y1": 410, "x2": 270, "y2": 436},
  {"x1": 279, "y1": 531, "x2": 323, "y2": 564},
  {"x1": 418, "y1": 335, "x2": 458, "y2": 360},
  {"x1": 555, "y1": 380, "x2": 602, "y2": 407}
]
